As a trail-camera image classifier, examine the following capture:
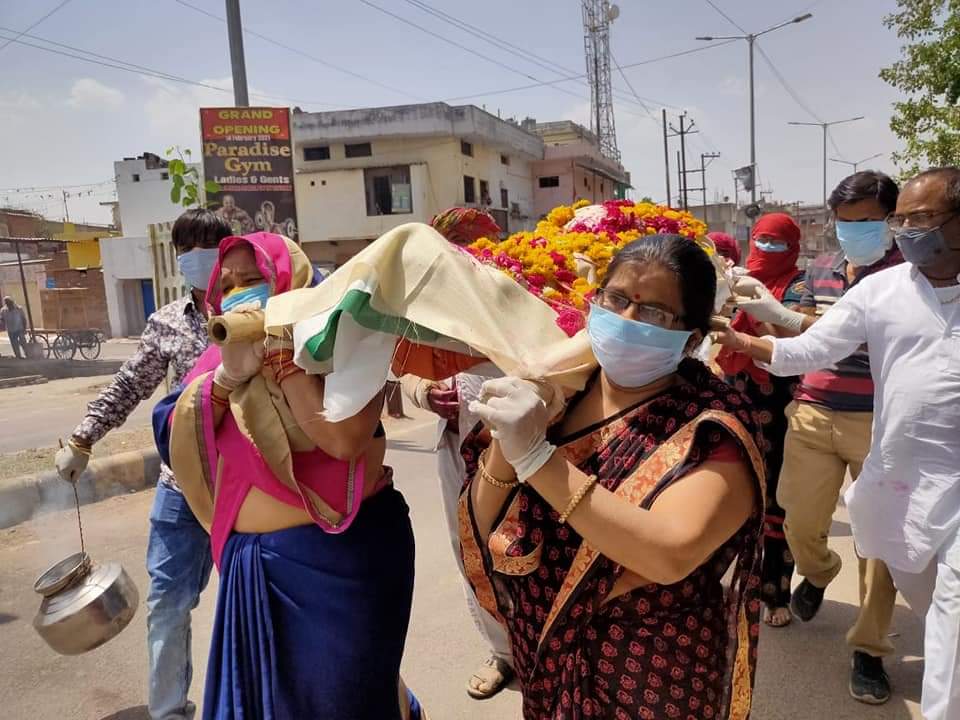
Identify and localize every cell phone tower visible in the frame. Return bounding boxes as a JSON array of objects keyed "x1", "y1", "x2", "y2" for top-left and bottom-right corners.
[{"x1": 582, "y1": 0, "x2": 621, "y2": 162}]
